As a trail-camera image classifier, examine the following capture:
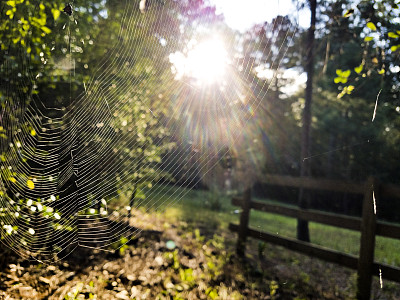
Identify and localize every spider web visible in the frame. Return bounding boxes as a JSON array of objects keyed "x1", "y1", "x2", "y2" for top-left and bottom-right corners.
[{"x1": 0, "y1": 0, "x2": 301, "y2": 262}]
